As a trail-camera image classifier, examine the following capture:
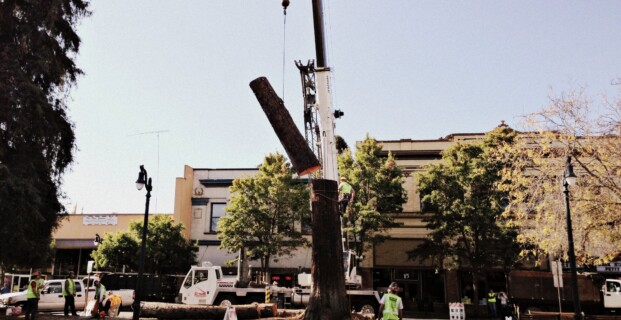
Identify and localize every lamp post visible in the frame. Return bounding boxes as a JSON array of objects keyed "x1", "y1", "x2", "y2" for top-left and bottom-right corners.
[
  {"x1": 133, "y1": 165, "x2": 152, "y2": 320},
  {"x1": 94, "y1": 233, "x2": 102, "y2": 246},
  {"x1": 563, "y1": 156, "x2": 581, "y2": 320}
]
